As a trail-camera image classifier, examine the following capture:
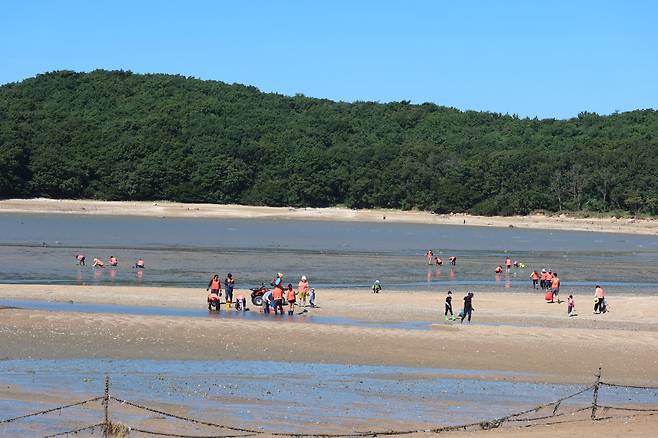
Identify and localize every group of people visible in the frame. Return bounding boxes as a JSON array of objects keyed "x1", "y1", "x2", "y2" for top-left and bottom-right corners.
[
  {"x1": 75, "y1": 254, "x2": 145, "y2": 269},
  {"x1": 443, "y1": 290, "x2": 475, "y2": 323},
  {"x1": 206, "y1": 272, "x2": 315, "y2": 315},
  {"x1": 425, "y1": 250, "x2": 457, "y2": 266},
  {"x1": 494, "y1": 256, "x2": 525, "y2": 274}
]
